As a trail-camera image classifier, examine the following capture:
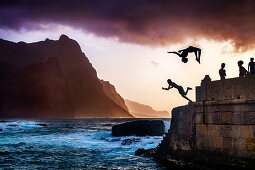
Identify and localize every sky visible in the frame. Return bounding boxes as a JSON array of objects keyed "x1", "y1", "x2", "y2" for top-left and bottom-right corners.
[{"x1": 0, "y1": 0, "x2": 255, "y2": 113}]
